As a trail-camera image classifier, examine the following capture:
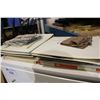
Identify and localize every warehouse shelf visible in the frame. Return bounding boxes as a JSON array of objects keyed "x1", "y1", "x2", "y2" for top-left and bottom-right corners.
[{"x1": 45, "y1": 24, "x2": 78, "y2": 36}]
